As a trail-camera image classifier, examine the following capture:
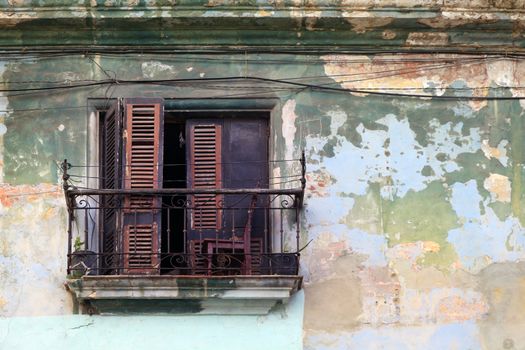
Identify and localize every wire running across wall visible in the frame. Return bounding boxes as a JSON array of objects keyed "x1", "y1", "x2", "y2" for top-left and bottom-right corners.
[
  {"x1": 59, "y1": 157, "x2": 306, "y2": 192},
  {"x1": 2, "y1": 50, "x2": 525, "y2": 101},
  {"x1": 3, "y1": 76, "x2": 525, "y2": 100}
]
